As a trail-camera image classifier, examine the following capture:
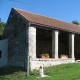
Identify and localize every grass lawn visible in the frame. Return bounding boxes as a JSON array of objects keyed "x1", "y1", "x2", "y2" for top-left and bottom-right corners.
[{"x1": 0, "y1": 63, "x2": 80, "y2": 80}]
